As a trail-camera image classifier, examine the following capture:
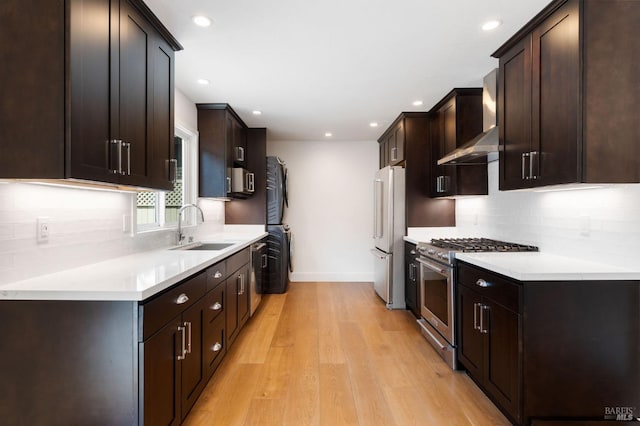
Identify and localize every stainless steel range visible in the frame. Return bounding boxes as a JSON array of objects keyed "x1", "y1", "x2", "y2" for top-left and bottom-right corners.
[{"x1": 416, "y1": 238, "x2": 538, "y2": 369}]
